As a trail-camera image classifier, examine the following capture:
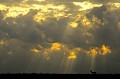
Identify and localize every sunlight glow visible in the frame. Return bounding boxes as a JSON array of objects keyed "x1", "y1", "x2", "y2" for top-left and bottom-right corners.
[
  {"x1": 81, "y1": 16, "x2": 91, "y2": 27},
  {"x1": 73, "y1": 1, "x2": 102, "y2": 11},
  {"x1": 5, "y1": 6, "x2": 30, "y2": 18},
  {"x1": 30, "y1": 43, "x2": 111, "y2": 60},
  {"x1": 33, "y1": 4, "x2": 66, "y2": 22},
  {"x1": 67, "y1": 51, "x2": 77, "y2": 59},
  {"x1": 69, "y1": 22, "x2": 78, "y2": 28},
  {"x1": 0, "y1": 40, "x2": 7, "y2": 46},
  {"x1": 100, "y1": 45, "x2": 111, "y2": 55},
  {"x1": 88, "y1": 47, "x2": 98, "y2": 56},
  {"x1": 51, "y1": 43, "x2": 62, "y2": 51},
  {"x1": 87, "y1": 45, "x2": 111, "y2": 56},
  {"x1": 34, "y1": 13, "x2": 47, "y2": 23},
  {"x1": 108, "y1": 3, "x2": 120, "y2": 10},
  {"x1": 31, "y1": 48, "x2": 40, "y2": 53},
  {"x1": 0, "y1": 4, "x2": 7, "y2": 10}
]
